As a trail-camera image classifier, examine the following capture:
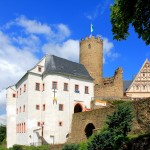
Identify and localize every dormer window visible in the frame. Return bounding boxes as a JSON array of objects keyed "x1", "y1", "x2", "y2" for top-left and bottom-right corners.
[{"x1": 38, "y1": 66, "x2": 42, "y2": 72}]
